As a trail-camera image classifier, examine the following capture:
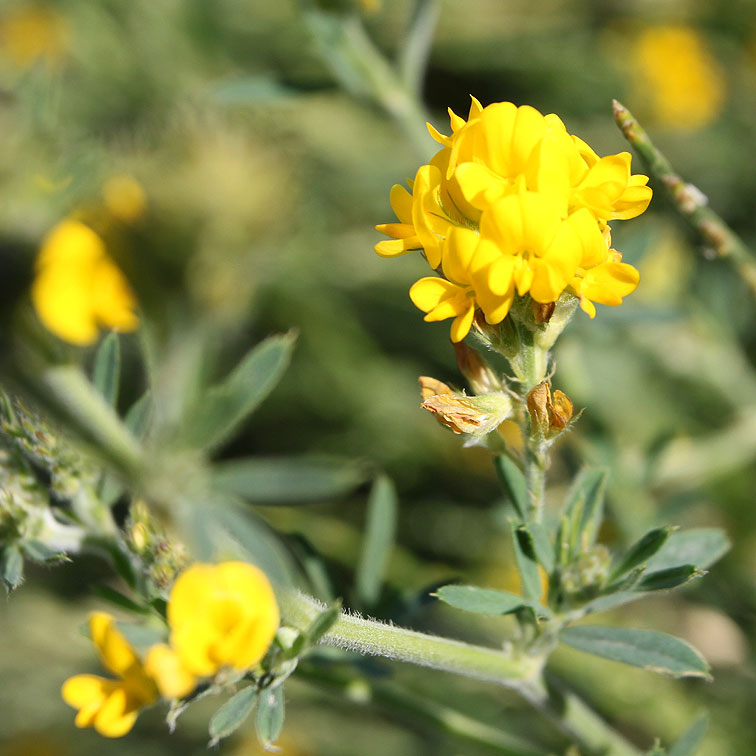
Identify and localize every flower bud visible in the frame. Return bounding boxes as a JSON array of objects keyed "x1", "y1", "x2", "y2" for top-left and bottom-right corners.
[
  {"x1": 453, "y1": 342, "x2": 501, "y2": 394},
  {"x1": 526, "y1": 381, "x2": 574, "y2": 437}
]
